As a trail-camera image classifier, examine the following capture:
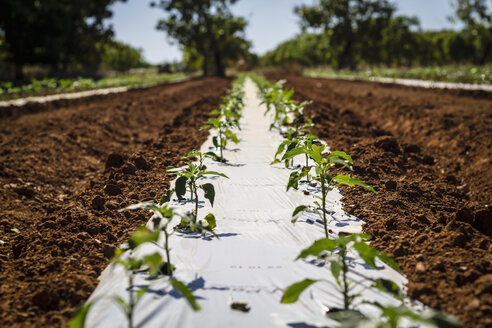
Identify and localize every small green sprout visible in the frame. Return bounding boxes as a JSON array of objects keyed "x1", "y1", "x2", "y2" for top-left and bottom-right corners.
[
  {"x1": 281, "y1": 234, "x2": 401, "y2": 310},
  {"x1": 200, "y1": 114, "x2": 240, "y2": 162},
  {"x1": 283, "y1": 144, "x2": 375, "y2": 238},
  {"x1": 167, "y1": 150, "x2": 228, "y2": 234}
]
